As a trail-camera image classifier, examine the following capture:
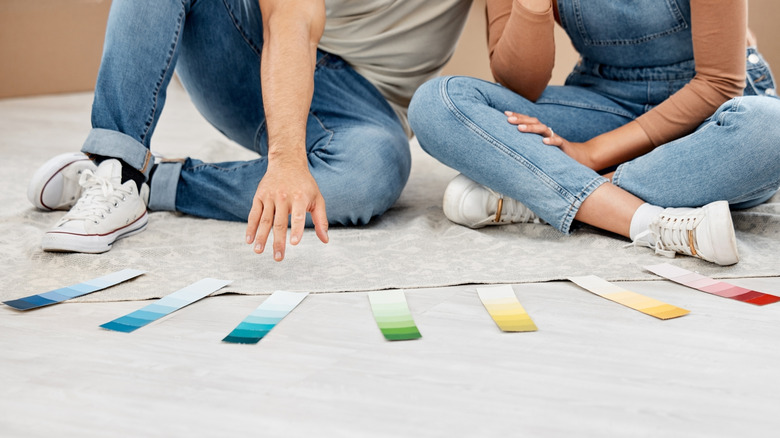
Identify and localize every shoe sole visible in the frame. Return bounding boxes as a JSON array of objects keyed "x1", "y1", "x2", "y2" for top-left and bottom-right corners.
[
  {"x1": 28, "y1": 153, "x2": 92, "y2": 211},
  {"x1": 41, "y1": 212, "x2": 149, "y2": 254},
  {"x1": 700, "y1": 201, "x2": 739, "y2": 266}
]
